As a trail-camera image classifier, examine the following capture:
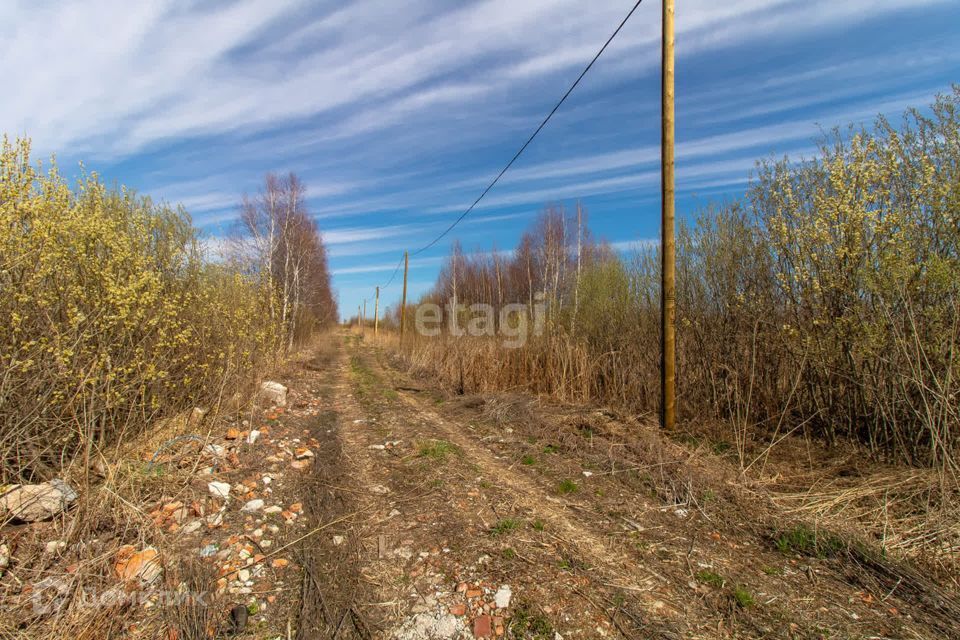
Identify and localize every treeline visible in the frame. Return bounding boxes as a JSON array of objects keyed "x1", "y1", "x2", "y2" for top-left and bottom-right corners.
[
  {"x1": 0, "y1": 138, "x2": 336, "y2": 482},
  {"x1": 404, "y1": 89, "x2": 960, "y2": 469}
]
